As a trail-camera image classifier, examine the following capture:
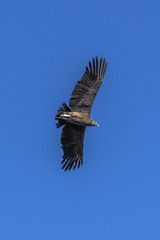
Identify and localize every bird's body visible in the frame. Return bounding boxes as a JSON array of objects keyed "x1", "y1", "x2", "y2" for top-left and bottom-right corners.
[
  {"x1": 55, "y1": 57, "x2": 107, "y2": 171},
  {"x1": 58, "y1": 111, "x2": 98, "y2": 126}
]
